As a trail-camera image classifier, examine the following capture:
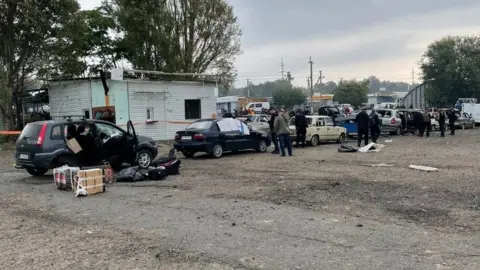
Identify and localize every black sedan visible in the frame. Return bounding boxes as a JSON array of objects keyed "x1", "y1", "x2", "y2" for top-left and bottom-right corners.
[{"x1": 174, "y1": 119, "x2": 271, "y2": 158}]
